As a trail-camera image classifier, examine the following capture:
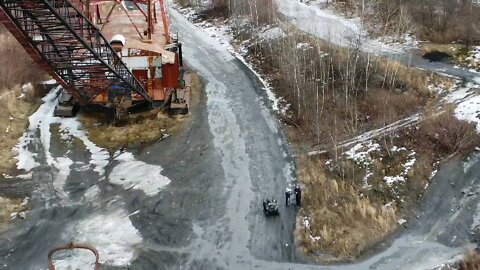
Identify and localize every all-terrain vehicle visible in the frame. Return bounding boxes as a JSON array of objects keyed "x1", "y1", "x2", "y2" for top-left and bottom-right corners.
[{"x1": 263, "y1": 198, "x2": 279, "y2": 216}]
